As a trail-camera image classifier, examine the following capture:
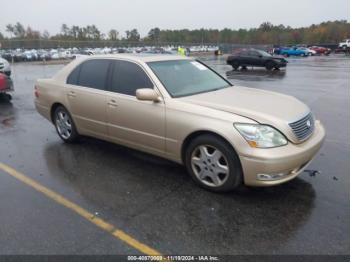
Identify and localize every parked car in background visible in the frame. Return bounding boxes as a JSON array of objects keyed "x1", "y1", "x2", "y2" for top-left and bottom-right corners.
[
  {"x1": 35, "y1": 54, "x2": 325, "y2": 192},
  {"x1": 279, "y1": 47, "x2": 309, "y2": 57},
  {"x1": 309, "y1": 46, "x2": 331, "y2": 55},
  {"x1": 22, "y1": 50, "x2": 34, "y2": 61},
  {"x1": 38, "y1": 50, "x2": 52, "y2": 61},
  {"x1": 227, "y1": 48, "x2": 287, "y2": 70},
  {"x1": 339, "y1": 39, "x2": 350, "y2": 49},
  {"x1": 0, "y1": 57, "x2": 11, "y2": 76},
  {"x1": 297, "y1": 47, "x2": 317, "y2": 56}
]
